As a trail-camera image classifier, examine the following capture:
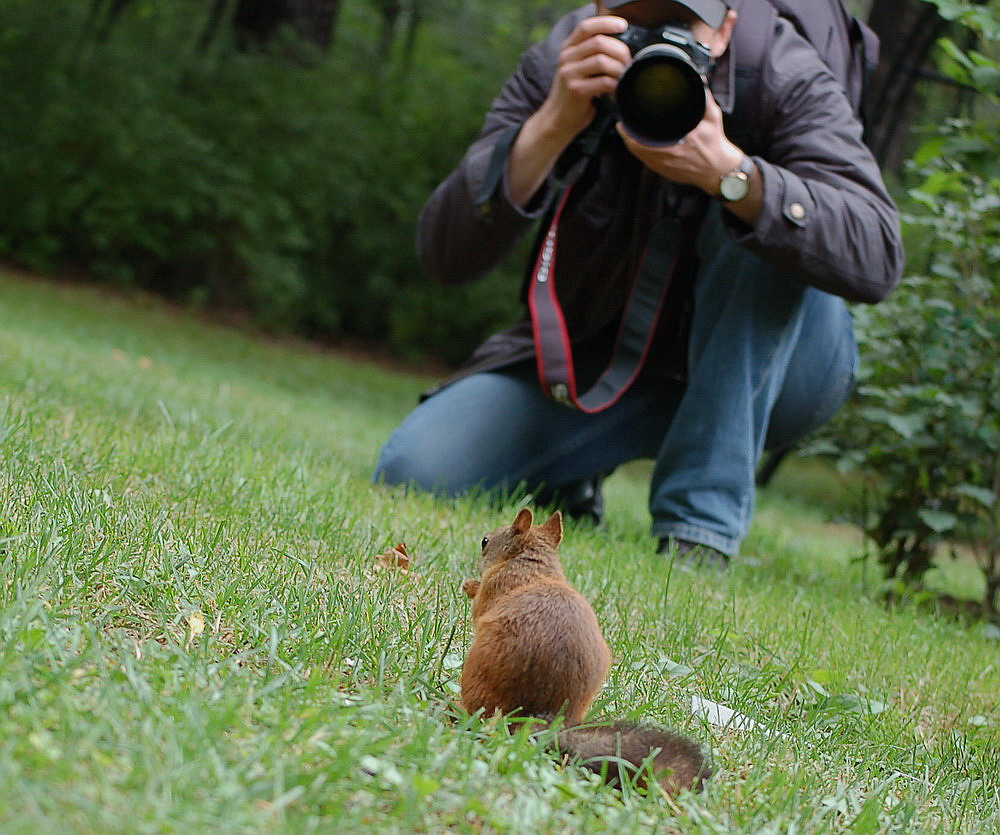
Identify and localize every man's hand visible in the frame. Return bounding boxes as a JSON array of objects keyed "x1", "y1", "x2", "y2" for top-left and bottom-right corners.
[
  {"x1": 616, "y1": 91, "x2": 740, "y2": 193},
  {"x1": 538, "y1": 16, "x2": 632, "y2": 146},
  {"x1": 507, "y1": 16, "x2": 630, "y2": 208},
  {"x1": 617, "y1": 91, "x2": 763, "y2": 224}
]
